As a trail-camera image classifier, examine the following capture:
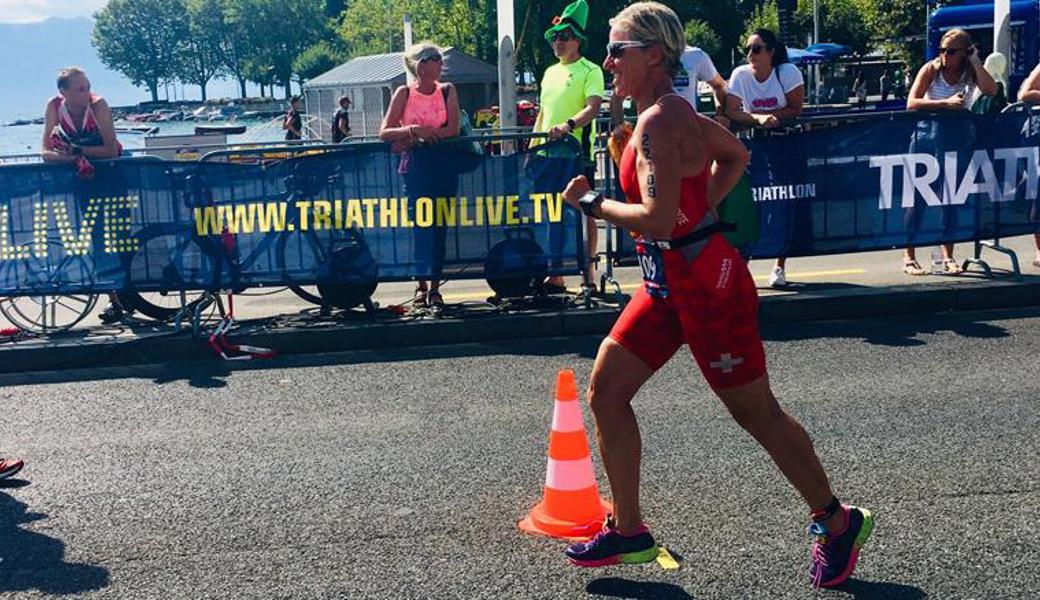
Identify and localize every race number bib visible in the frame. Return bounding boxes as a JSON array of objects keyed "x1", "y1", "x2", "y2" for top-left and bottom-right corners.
[{"x1": 635, "y1": 241, "x2": 669, "y2": 298}]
